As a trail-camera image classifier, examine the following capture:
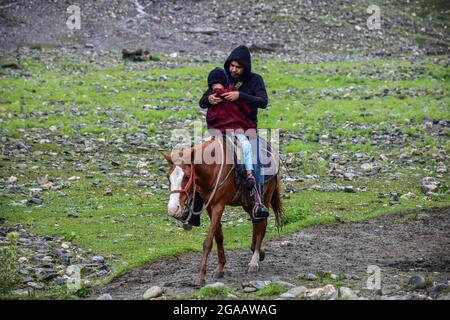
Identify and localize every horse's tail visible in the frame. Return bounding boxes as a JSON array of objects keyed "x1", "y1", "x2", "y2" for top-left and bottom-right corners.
[{"x1": 271, "y1": 176, "x2": 283, "y2": 234}]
